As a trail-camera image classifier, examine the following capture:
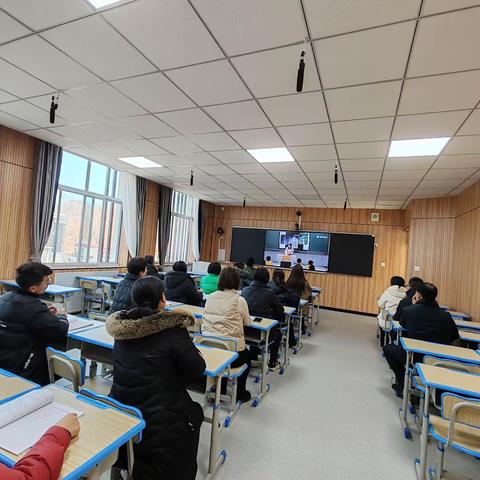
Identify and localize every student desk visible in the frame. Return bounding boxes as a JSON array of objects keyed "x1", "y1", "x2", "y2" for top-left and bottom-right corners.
[
  {"x1": 166, "y1": 300, "x2": 184, "y2": 308},
  {"x1": 448, "y1": 310, "x2": 471, "y2": 320},
  {"x1": 0, "y1": 369, "x2": 38, "y2": 405},
  {"x1": 68, "y1": 315, "x2": 104, "y2": 333},
  {"x1": 414, "y1": 364, "x2": 480, "y2": 480},
  {"x1": 68, "y1": 325, "x2": 237, "y2": 477},
  {"x1": 399, "y1": 338, "x2": 480, "y2": 440},
  {"x1": 0, "y1": 280, "x2": 81, "y2": 311},
  {"x1": 455, "y1": 319, "x2": 480, "y2": 331},
  {"x1": 459, "y1": 329, "x2": 480, "y2": 346},
  {"x1": 168, "y1": 303, "x2": 205, "y2": 319},
  {"x1": 76, "y1": 275, "x2": 122, "y2": 286},
  {"x1": 245, "y1": 318, "x2": 280, "y2": 407},
  {"x1": 0, "y1": 384, "x2": 144, "y2": 480}
]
